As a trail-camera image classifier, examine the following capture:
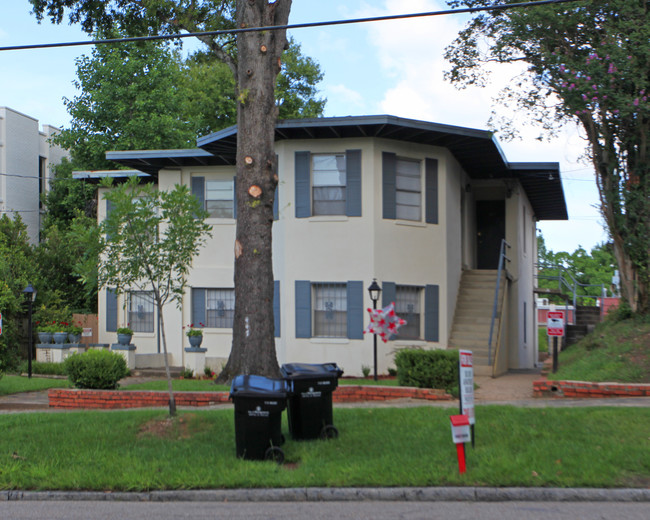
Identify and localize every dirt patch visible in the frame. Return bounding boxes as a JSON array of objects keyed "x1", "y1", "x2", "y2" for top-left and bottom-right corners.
[{"x1": 137, "y1": 413, "x2": 198, "y2": 440}]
